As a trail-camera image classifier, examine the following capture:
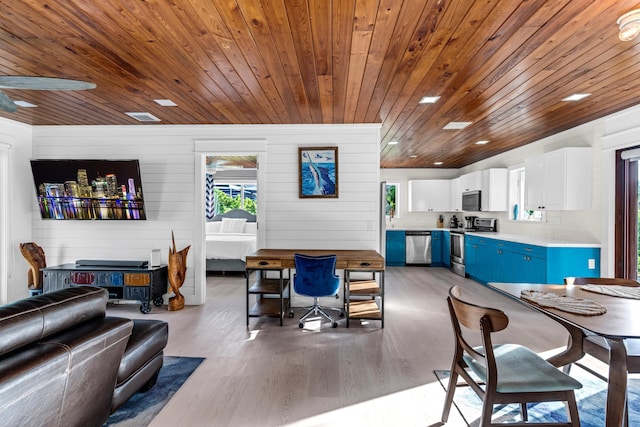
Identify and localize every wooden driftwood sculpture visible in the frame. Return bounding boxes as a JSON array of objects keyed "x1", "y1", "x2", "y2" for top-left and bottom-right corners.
[
  {"x1": 20, "y1": 242, "x2": 46, "y2": 290},
  {"x1": 168, "y1": 231, "x2": 190, "y2": 311}
]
